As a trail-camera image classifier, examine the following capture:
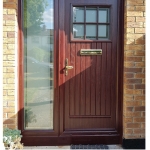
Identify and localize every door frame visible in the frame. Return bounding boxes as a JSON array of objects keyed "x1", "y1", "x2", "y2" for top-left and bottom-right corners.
[{"x1": 18, "y1": 0, "x2": 124, "y2": 146}]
